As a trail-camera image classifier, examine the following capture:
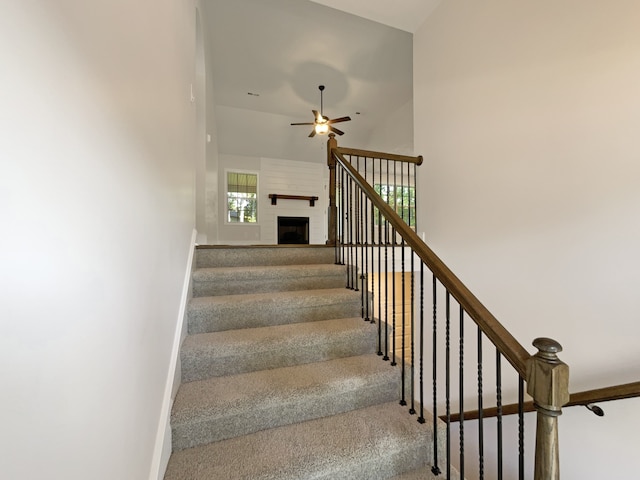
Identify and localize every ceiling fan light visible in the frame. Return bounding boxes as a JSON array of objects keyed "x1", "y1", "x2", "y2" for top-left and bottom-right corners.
[{"x1": 315, "y1": 123, "x2": 329, "y2": 135}]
